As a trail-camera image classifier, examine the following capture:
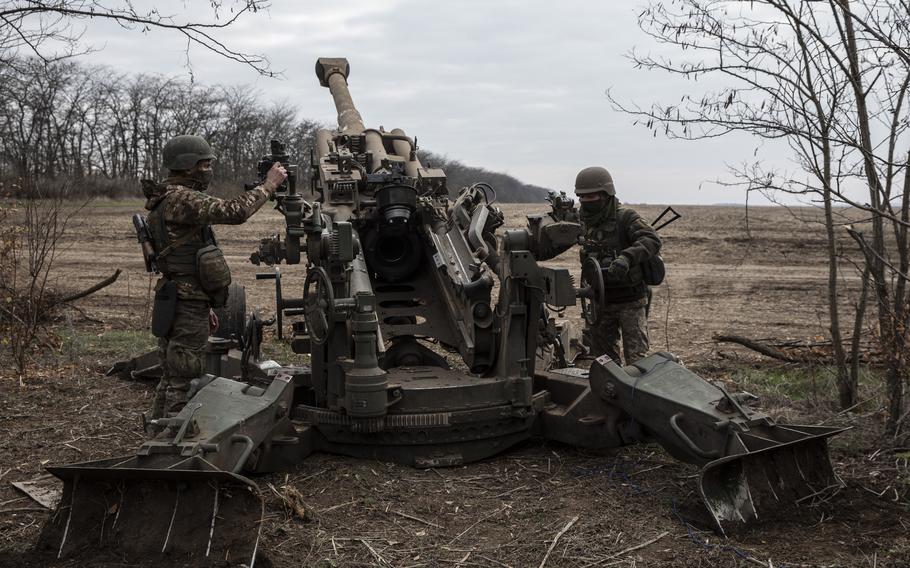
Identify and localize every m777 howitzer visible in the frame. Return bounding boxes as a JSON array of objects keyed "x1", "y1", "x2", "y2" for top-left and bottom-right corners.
[{"x1": 37, "y1": 58, "x2": 846, "y2": 565}]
